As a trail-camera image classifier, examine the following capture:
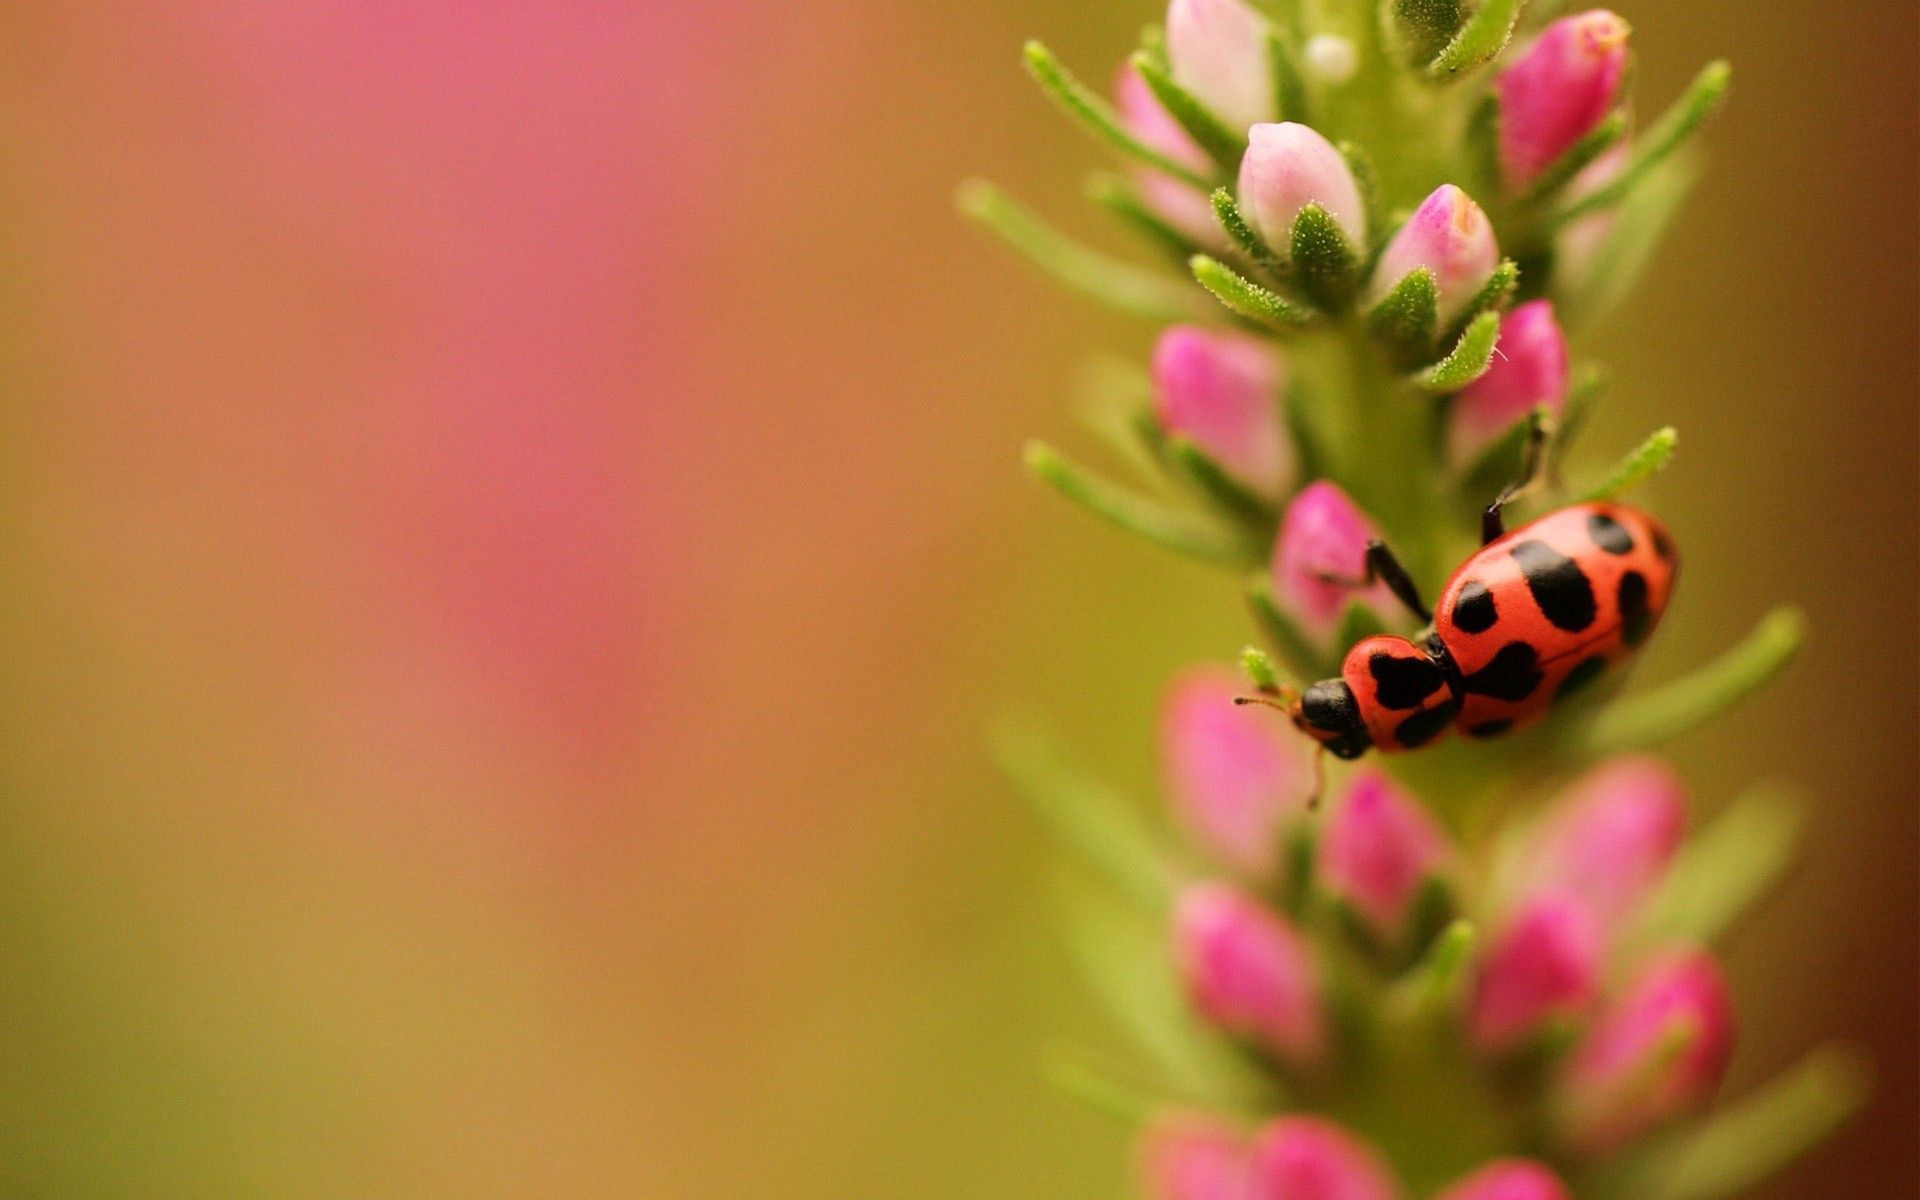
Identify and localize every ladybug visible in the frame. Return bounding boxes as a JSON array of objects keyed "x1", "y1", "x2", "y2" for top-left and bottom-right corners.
[{"x1": 1250, "y1": 443, "x2": 1679, "y2": 759}]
